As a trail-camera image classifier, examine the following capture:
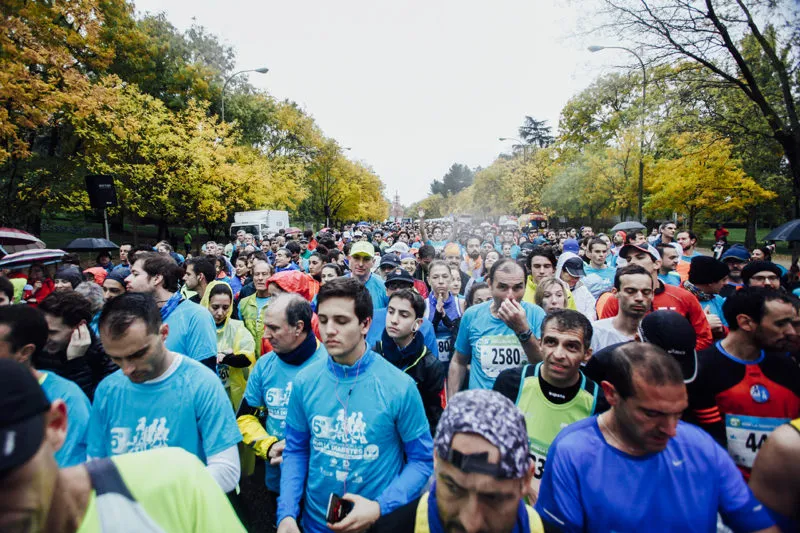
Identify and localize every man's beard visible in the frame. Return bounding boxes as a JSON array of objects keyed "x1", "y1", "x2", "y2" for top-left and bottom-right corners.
[{"x1": 468, "y1": 251, "x2": 480, "y2": 259}]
